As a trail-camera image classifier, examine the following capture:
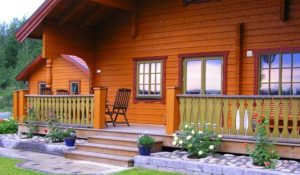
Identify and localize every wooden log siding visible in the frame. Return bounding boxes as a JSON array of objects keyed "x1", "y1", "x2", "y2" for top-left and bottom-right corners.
[
  {"x1": 26, "y1": 95, "x2": 94, "y2": 127},
  {"x1": 177, "y1": 94, "x2": 300, "y2": 139}
]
